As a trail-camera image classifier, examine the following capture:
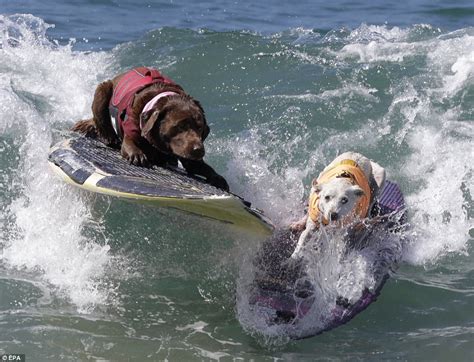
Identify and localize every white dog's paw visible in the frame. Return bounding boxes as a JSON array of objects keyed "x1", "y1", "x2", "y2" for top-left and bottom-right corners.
[
  {"x1": 290, "y1": 240, "x2": 310, "y2": 260},
  {"x1": 290, "y1": 247, "x2": 303, "y2": 260}
]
